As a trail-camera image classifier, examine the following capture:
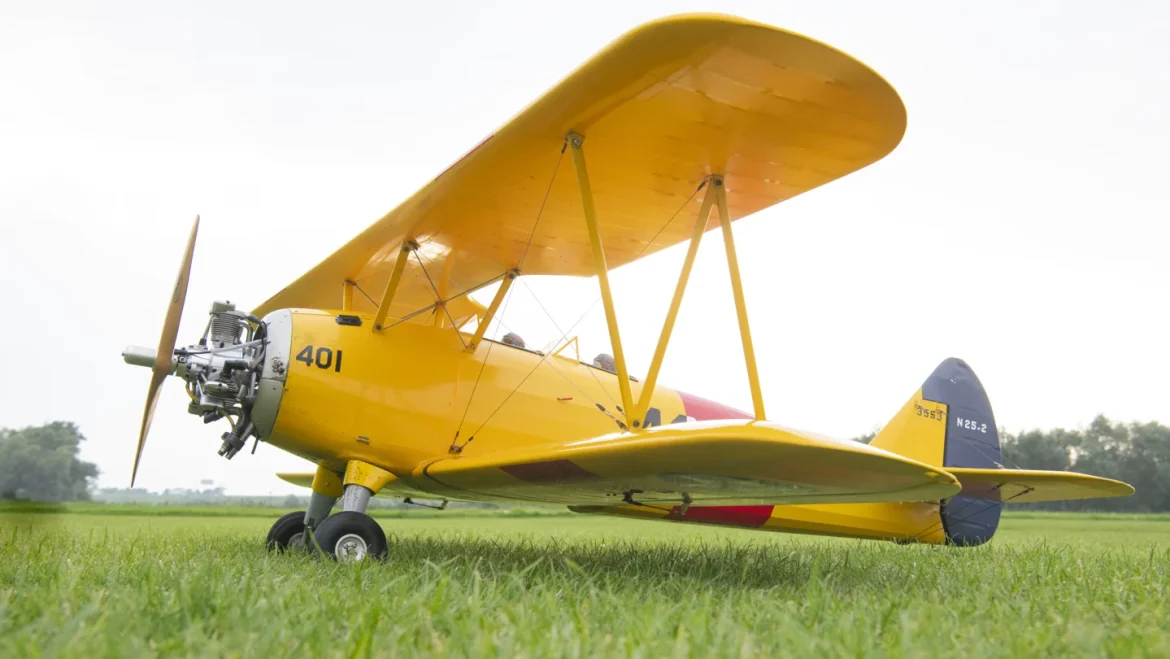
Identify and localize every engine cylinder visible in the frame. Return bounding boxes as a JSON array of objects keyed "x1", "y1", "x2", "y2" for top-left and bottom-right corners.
[
  {"x1": 207, "y1": 300, "x2": 247, "y2": 347},
  {"x1": 209, "y1": 314, "x2": 243, "y2": 346}
]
